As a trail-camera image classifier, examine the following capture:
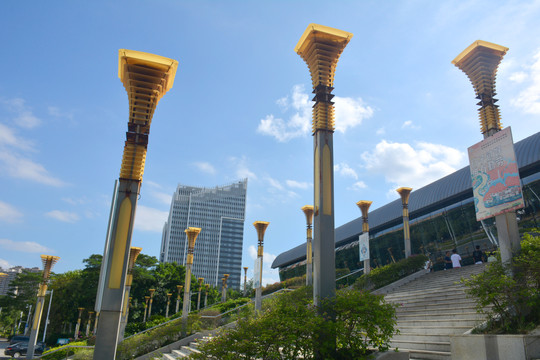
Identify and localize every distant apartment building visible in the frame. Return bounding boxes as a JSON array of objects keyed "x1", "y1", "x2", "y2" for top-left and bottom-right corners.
[
  {"x1": 160, "y1": 179, "x2": 247, "y2": 290},
  {"x1": 0, "y1": 266, "x2": 41, "y2": 296}
]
